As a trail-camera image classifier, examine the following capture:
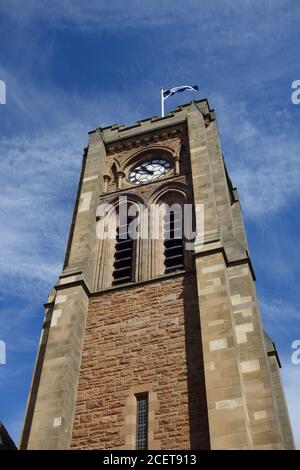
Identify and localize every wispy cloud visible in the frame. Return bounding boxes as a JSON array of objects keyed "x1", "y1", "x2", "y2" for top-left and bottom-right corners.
[
  {"x1": 0, "y1": 125, "x2": 83, "y2": 295},
  {"x1": 260, "y1": 297, "x2": 299, "y2": 340},
  {"x1": 1, "y1": 0, "x2": 299, "y2": 36},
  {"x1": 213, "y1": 96, "x2": 300, "y2": 217},
  {"x1": 261, "y1": 298, "x2": 299, "y2": 322},
  {"x1": 0, "y1": 60, "x2": 143, "y2": 294}
]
